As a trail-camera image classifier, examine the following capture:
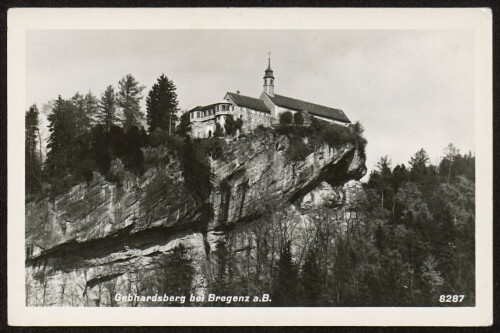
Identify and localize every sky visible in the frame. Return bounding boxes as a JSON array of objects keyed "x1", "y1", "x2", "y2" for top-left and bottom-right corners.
[{"x1": 26, "y1": 29, "x2": 475, "y2": 177}]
